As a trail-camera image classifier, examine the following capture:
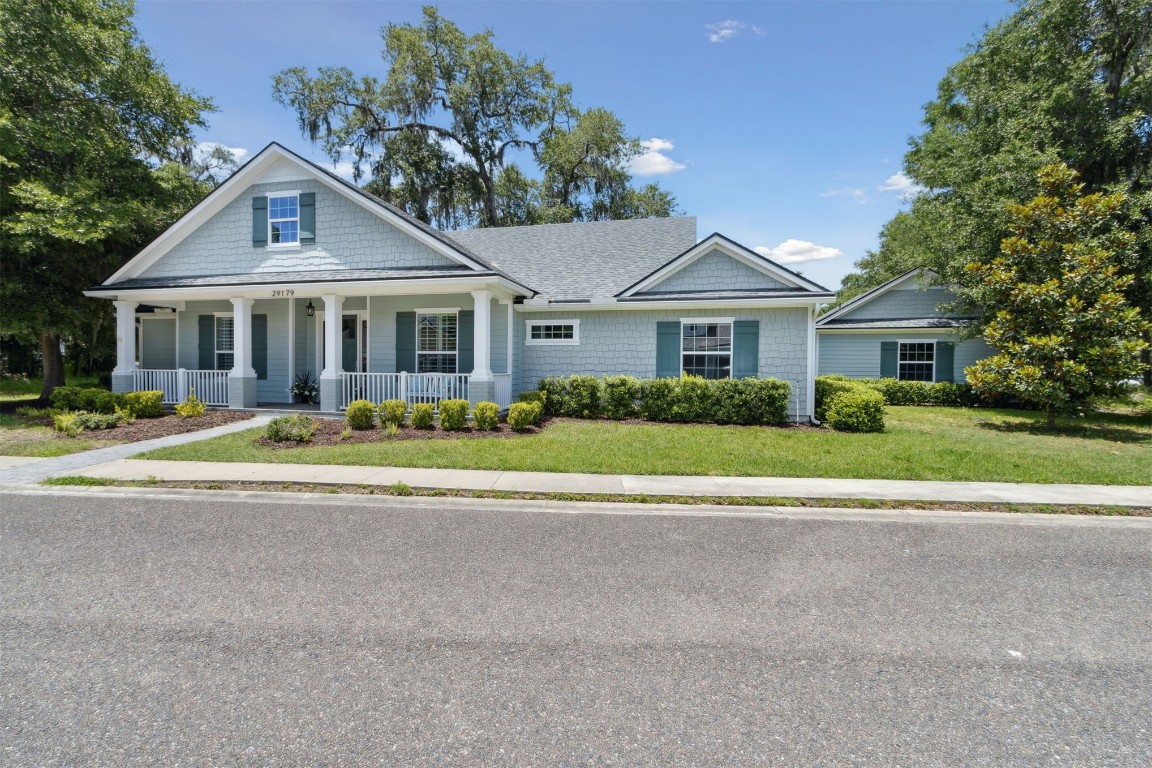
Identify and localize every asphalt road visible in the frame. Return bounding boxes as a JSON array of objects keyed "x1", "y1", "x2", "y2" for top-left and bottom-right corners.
[{"x1": 2, "y1": 491, "x2": 1150, "y2": 767}]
